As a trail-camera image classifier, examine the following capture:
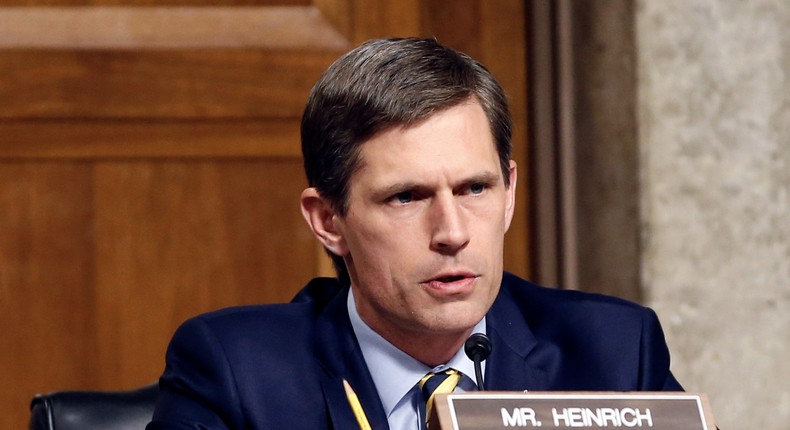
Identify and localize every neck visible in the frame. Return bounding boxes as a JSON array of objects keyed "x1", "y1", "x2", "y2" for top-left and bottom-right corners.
[
  {"x1": 347, "y1": 285, "x2": 481, "y2": 367},
  {"x1": 396, "y1": 330, "x2": 473, "y2": 367},
  {"x1": 363, "y1": 318, "x2": 473, "y2": 367}
]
